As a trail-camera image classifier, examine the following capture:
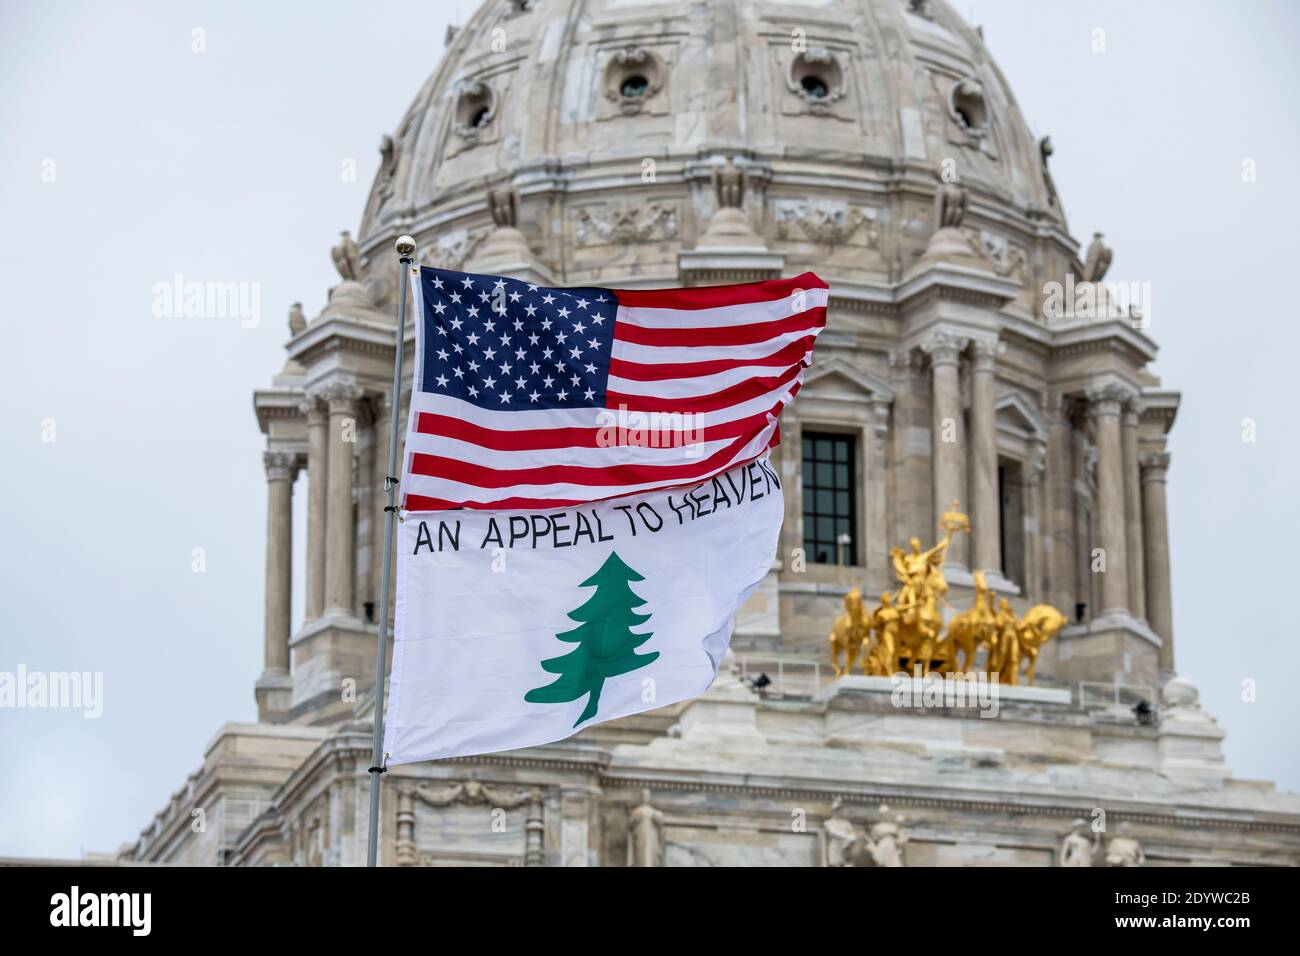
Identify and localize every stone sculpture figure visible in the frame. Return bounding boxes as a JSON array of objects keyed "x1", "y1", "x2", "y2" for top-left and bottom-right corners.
[
  {"x1": 1081, "y1": 231, "x2": 1112, "y2": 282},
  {"x1": 488, "y1": 184, "x2": 518, "y2": 229},
  {"x1": 330, "y1": 230, "x2": 363, "y2": 282},
  {"x1": 713, "y1": 157, "x2": 746, "y2": 209},
  {"x1": 865, "y1": 804, "x2": 908, "y2": 867},
  {"x1": 823, "y1": 799, "x2": 862, "y2": 867},
  {"x1": 628, "y1": 789, "x2": 665, "y2": 867},
  {"x1": 1104, "y1": 822, "x2": 1145, "y2": 867},
  {"x1": 828, "y1": 587, "x2": 869, "y2": 677},
  {"x1": 934, "y1": 177, "x2": 967, "y2": 229},
  {"x1": 1059, "y1": 818, "x2": 1099, "y2": 867}
]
